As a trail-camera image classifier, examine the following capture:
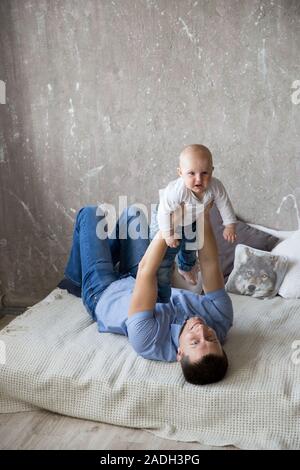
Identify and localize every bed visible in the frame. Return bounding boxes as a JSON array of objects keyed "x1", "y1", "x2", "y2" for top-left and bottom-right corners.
[
  {"x1": 0, "y1": 284, "x2": 299, "y2": 449},
  {"x1": 1, "y1": 212, "x2": 299, "y2": 450}
]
